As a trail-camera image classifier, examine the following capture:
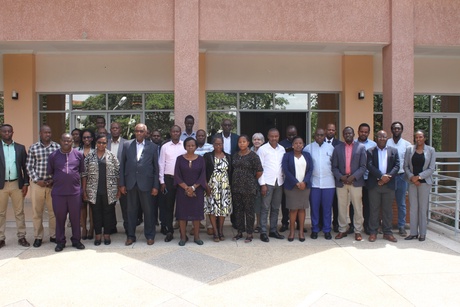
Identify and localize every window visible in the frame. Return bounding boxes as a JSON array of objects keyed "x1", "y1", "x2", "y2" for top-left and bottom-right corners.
[{"x1": 0, "y1": 93, "x2": 4, "y2": 125}]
